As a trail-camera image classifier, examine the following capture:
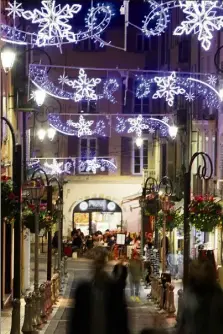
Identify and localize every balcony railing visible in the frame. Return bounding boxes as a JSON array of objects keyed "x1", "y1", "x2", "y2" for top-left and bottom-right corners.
[{"x1": 27, "y1": 157, "x2": 117, "y2": 176}]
